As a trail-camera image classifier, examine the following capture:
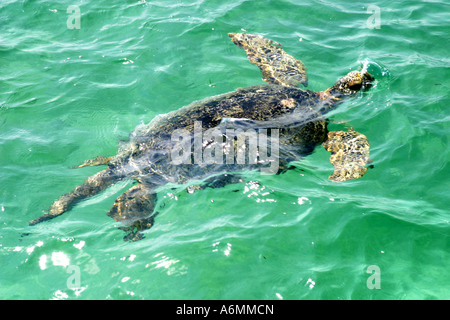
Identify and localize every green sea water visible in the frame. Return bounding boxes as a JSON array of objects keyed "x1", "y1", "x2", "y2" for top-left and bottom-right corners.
[{"x1": 0, "y1": 0, "x2": 449, "y2": 300}]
